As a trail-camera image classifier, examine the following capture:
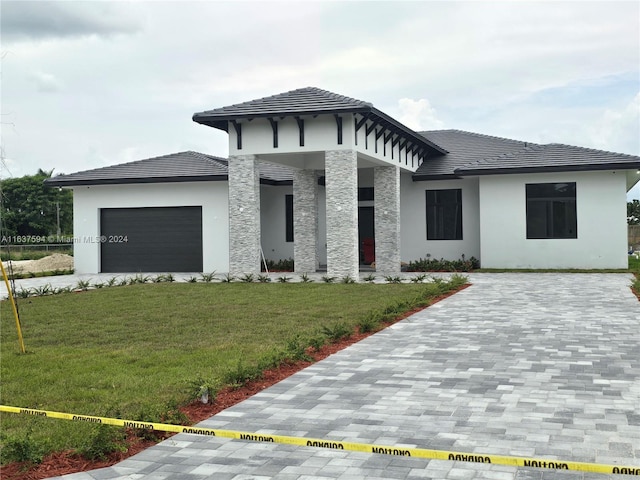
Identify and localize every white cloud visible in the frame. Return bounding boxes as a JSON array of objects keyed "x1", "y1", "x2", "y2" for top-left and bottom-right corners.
[
  {"x1": 591, "y1": 92, "x2": 640, "y2": 155},
  {"x1": 30, "y1": 71, "x2": 63, "y2": 93},
  {"x1": 396, "y1": 99, "x2": 444, "y2": 131}
]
